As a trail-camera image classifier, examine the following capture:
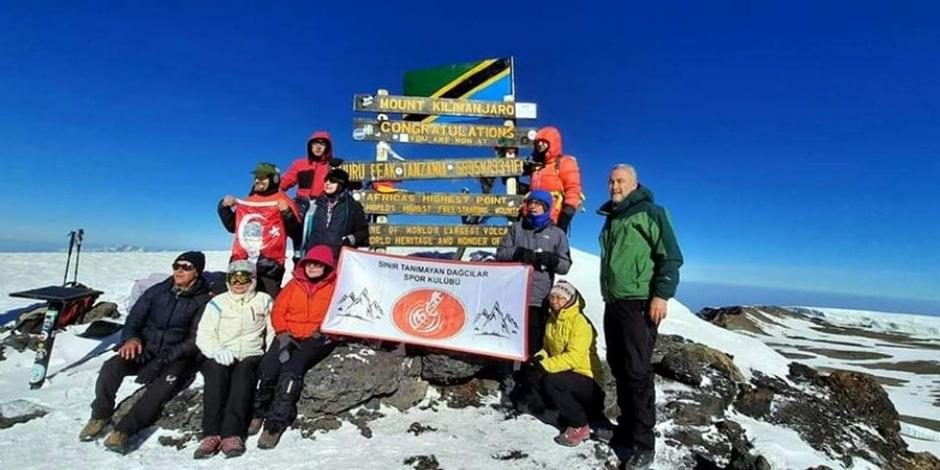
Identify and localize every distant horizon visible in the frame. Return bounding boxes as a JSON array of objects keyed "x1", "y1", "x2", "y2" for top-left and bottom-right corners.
[{"x1": 2, "y1": 246, "x2": 937, "y2": 318}]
